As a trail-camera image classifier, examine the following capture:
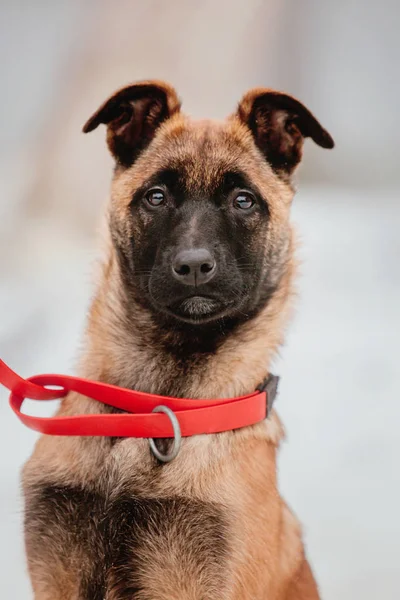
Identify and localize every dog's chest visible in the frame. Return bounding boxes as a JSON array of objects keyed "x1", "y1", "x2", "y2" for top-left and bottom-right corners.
[{"x1": 27, "y1": 480, "x2": 230, "y2": 599}]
